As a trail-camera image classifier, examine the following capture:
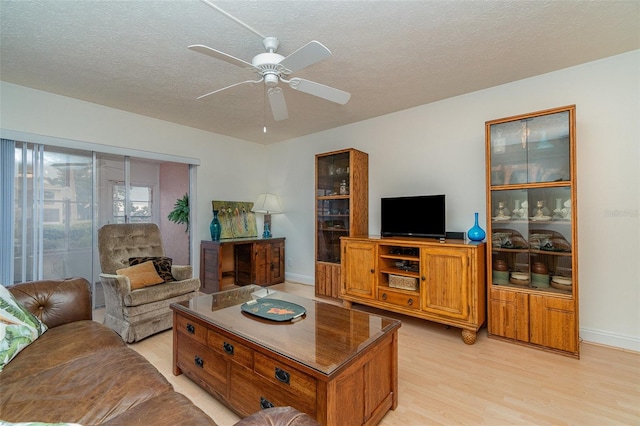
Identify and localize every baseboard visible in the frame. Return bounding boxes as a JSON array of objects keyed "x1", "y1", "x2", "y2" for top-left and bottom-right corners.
[
  {"x1": 580, "y1": 327, "x2": 640, "y2": 352},
  {"x1": 284, "y1": 272, "x2": 314, "y2": 286}
]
